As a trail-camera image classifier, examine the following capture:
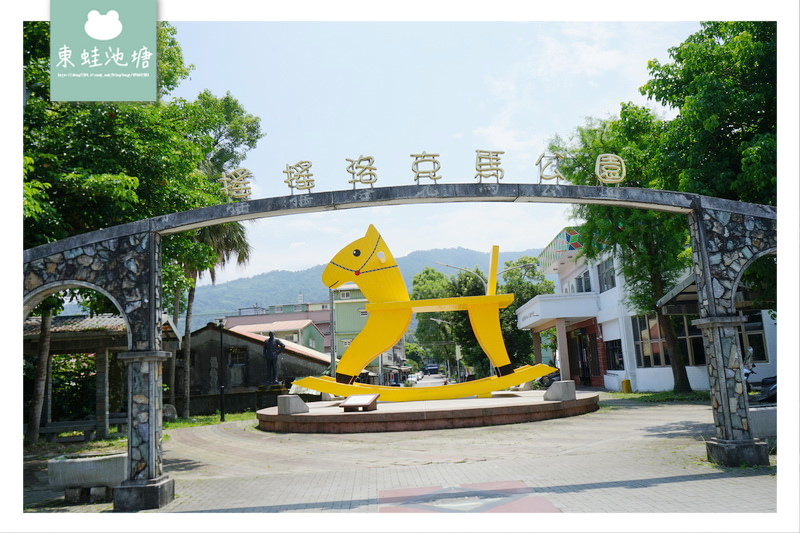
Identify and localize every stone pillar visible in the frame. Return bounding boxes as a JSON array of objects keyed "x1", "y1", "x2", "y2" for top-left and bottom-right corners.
[
  {"x1": 688, "y1": 208, "x2": 772, "y2": 466},
  {"x1": 112, "y1": 231, "x2": 175, "y2": 511},
  {"x1": 555, "y1": 319, "x2": 571, "y2": 381},
  {"x1": 114, "y1": 350, "x2": 174, "y2": 511},
  {"x1": 531, "y1": 331, "x2": 542, "y2": 365},
  {"x1": 692, "y1": 316, "x2": 767, "y2": 464},
  {"x1": 95, "y1": 348, "x2": 109, "y2": 440}
]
